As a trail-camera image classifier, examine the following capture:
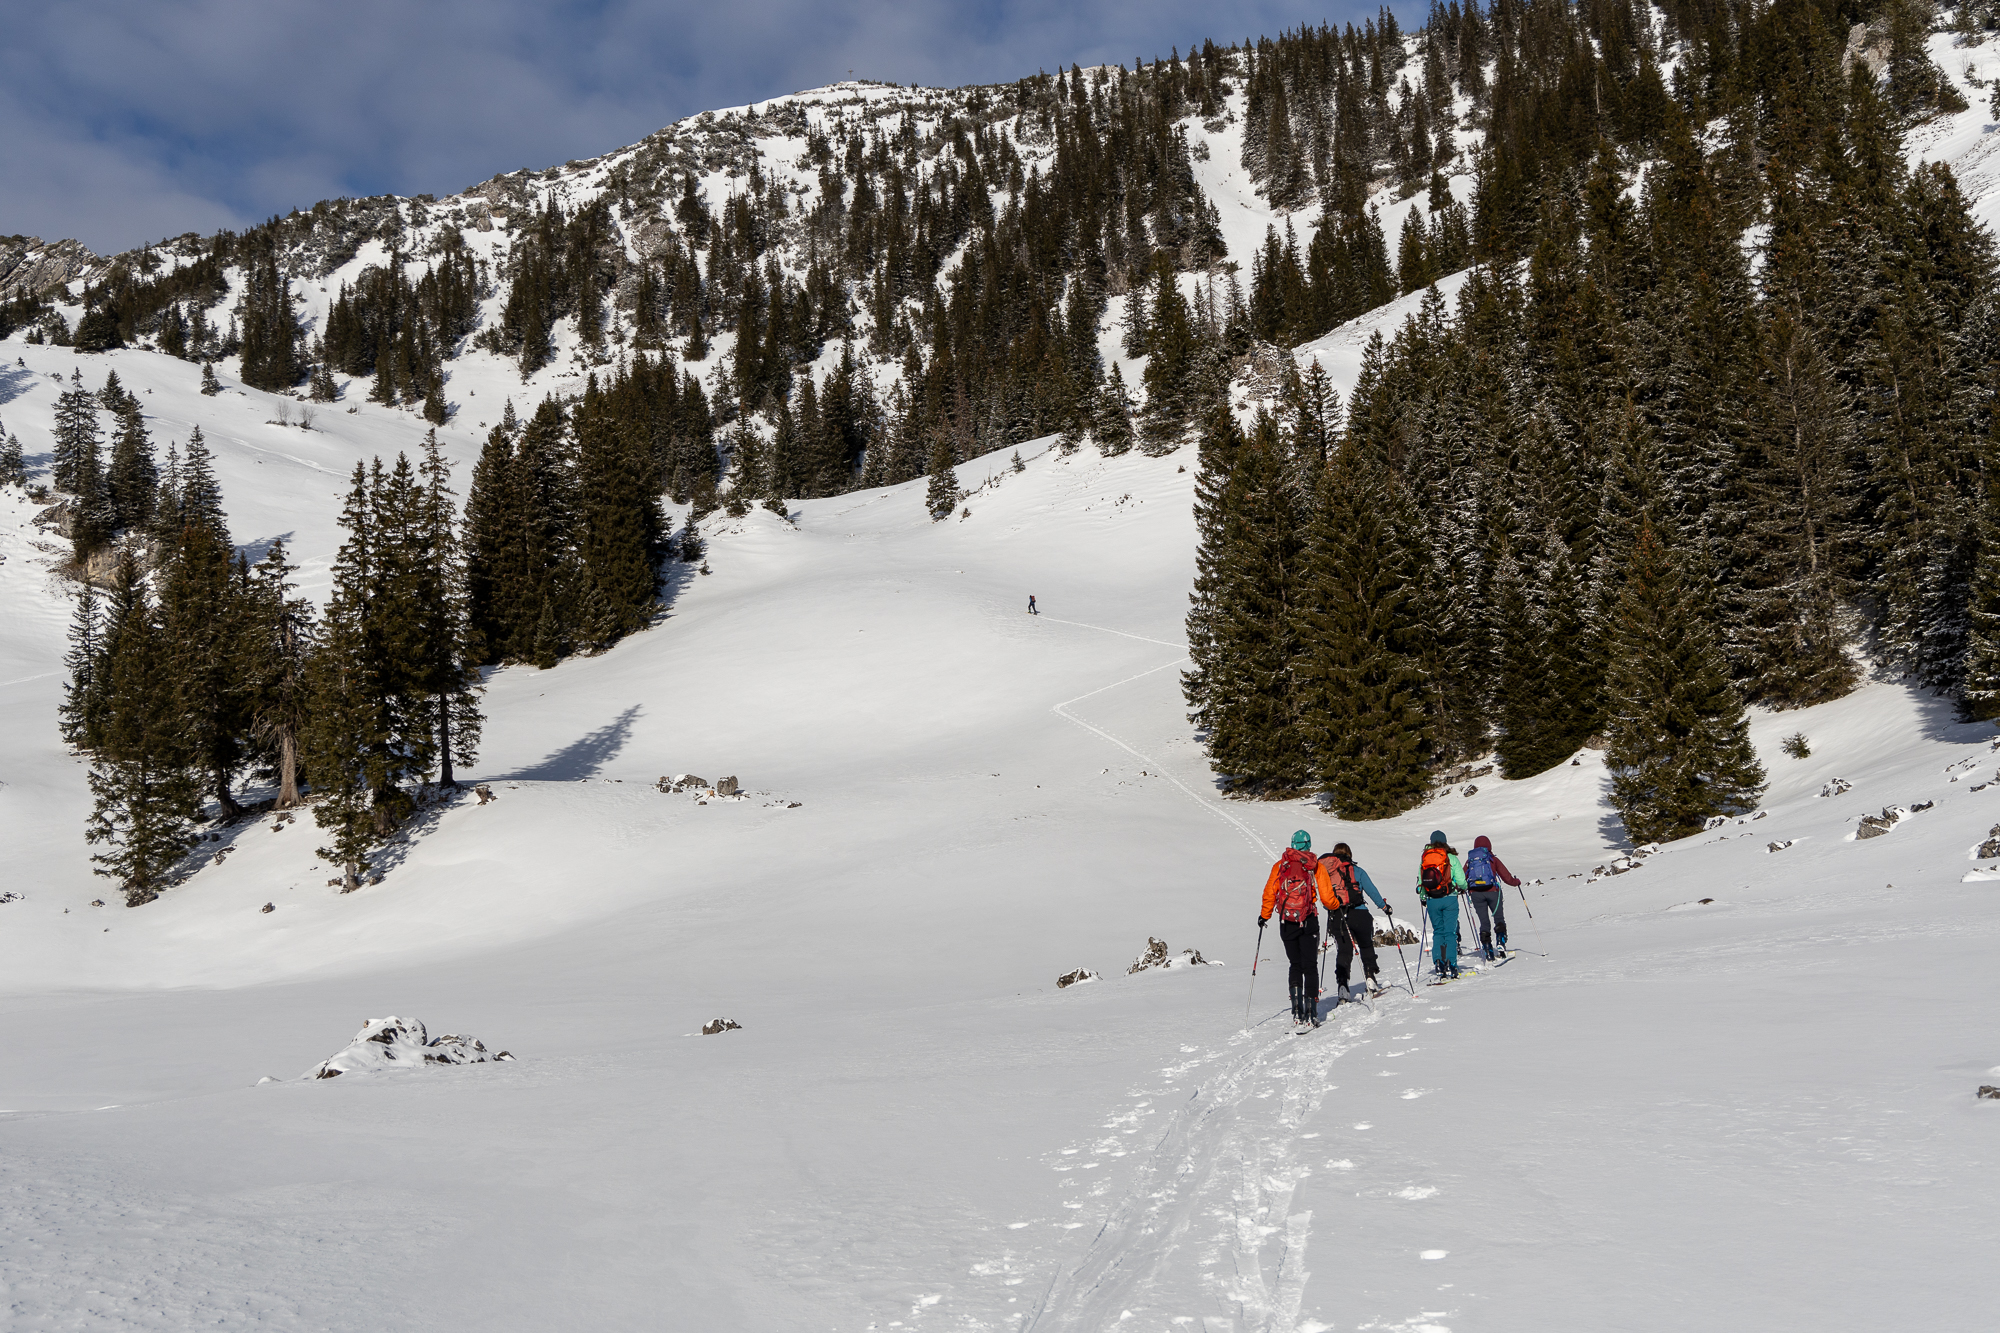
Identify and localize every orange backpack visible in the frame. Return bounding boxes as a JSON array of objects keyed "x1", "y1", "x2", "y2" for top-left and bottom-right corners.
[
  {"x1": 1419, "y1": 846, "x2": 1454, "y2": 898},
  {"x1": 1319, "y1": 854, "x2": 1358, "y2": 910},
  {"x1": 1274, "y1": 849, "x2": 1318, "y2": 923}
]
